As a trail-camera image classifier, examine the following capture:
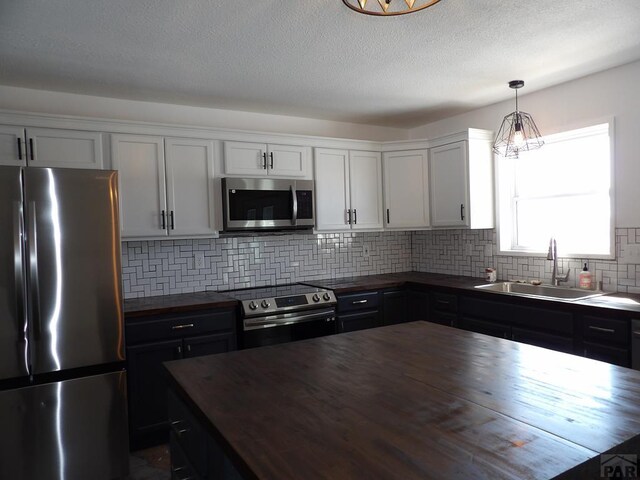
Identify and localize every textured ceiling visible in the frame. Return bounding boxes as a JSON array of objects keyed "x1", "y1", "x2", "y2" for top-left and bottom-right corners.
[{"x1": 1, "y1": 0, "x2": 640, "y2": 128}]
